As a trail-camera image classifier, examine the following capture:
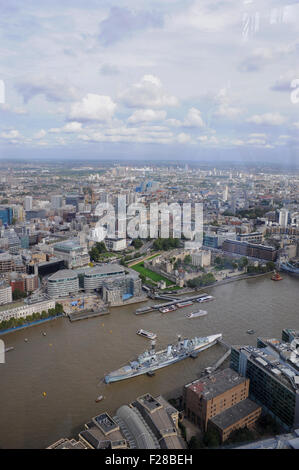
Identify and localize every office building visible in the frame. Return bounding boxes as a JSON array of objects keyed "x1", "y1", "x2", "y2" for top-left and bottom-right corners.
[
  {"x1": 24, "y1": 196, "x2": 33, "y2": 211},
  {"x1": 222, "y1": 239, "x2": 277, "y2": 261},
  {"x1": 0, "y1": 283, "x2": 12, "y2": 305},
  {"x1": 47, "y1": 269, "x2": 79, "y2": 298},
  {"x1": 183, "y1": 368, "x2": 251, "y2": 432},
  {"x1": 208, "y1": 398, "x2": 261, "y2": 443},
  {"x1": 53, "y1": 240, "x2": 90, "y2": 268},
  {"x1": 131, "y1": 394, "x2": 185, "y2": 449},
  {"x1": 0, "y1": 299, "x2": 56, "y2": 322},
  {"x1": 79, "y1": 413, "x2": 128, "y2": 450},
  {"x1": 279, "y1": 209, "x2": 289, "y2": 228},
  {"x1": 51, "y1": 195, "x2": 63, "y2": 209},
  {"x1": 83, "y1": 265, "x2": 125, "y2": 292},
  {"x1": 0, "y1": 206, "x2": 13, "y2": 226},
  {"x1": 230, "y1": 338, "x2": 299, "y2": 430}
]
